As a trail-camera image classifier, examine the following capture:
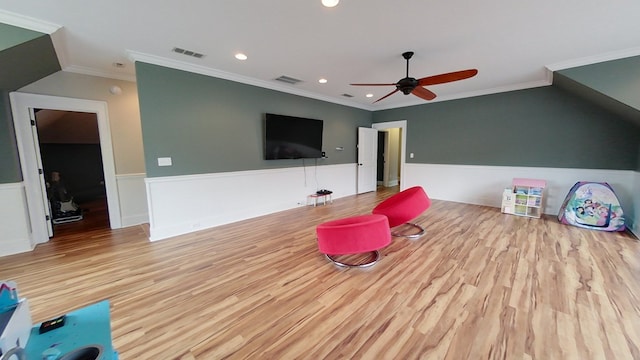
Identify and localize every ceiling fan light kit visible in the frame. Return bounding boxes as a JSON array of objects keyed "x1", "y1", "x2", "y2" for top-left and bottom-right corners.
[{"x1": 351, "y1": 51, "x2": 478, "y2": 103}]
